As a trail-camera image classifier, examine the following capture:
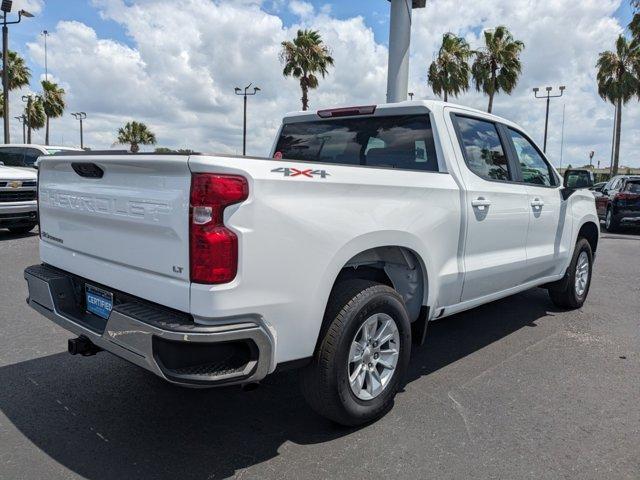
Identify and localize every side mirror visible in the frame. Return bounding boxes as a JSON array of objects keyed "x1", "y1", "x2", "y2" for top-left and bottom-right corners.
[
  {"x1": 564, "y1": 169, "x2": 594, "y2": 189},
  {"x1": 562, "y1": 169, "x2": 594, "y2": 200}
]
